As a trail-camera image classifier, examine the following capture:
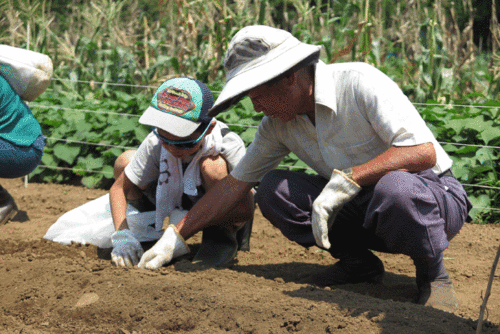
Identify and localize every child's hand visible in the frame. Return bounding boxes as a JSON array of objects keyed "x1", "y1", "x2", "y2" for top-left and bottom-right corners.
[{"x1": 110, "y1": 229, "x2": 144, "y2": 267}]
